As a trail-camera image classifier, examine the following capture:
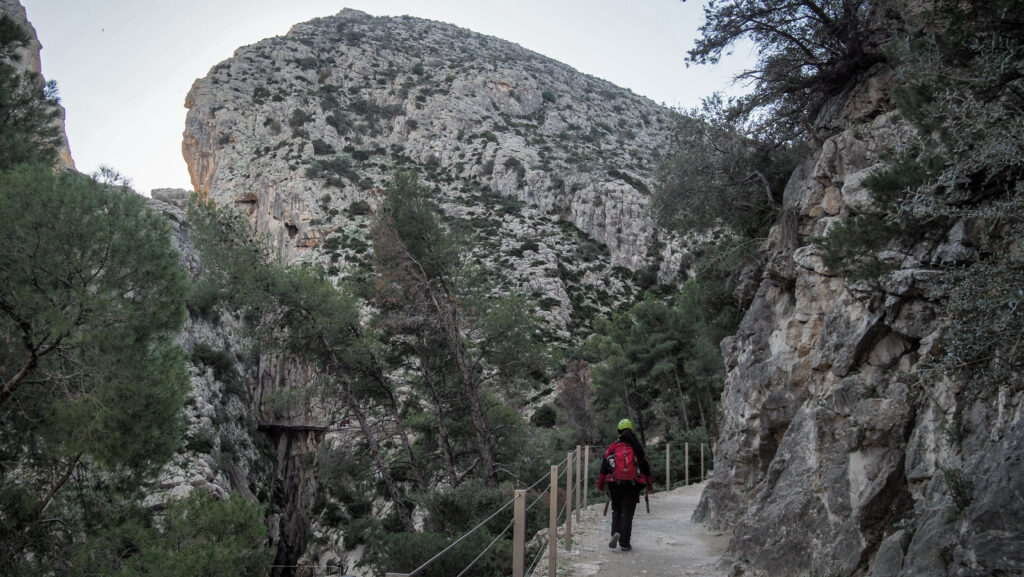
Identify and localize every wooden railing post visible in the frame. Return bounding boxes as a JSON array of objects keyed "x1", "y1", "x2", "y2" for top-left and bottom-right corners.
[
  {"x1": 565, "y1": 450, "x2": 573, "y2": 551},
  {"x1": 574, "y1": 446, "x2": 581, "y2": 523},
  {"x1": 549, "y1": 465, "x2": 558, "y2": 577},
  {"x1": 513, "y1": 489, "x2": 525, "y2": 577},
  {"x1": 701, "y1": 443, "x2": 706, "y2": 482},
  {"x1": 666, "y1": 443, "x2": 671, "y2": 491},
  {"x1": 583, "y1": 445, "x2": 590, "y2": 508},
  {"x1": 685, "y1": 442, "x2": 690, "y2": 486}
]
